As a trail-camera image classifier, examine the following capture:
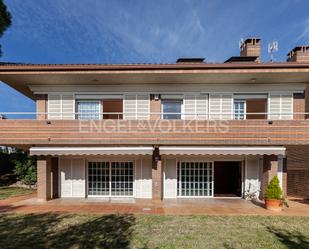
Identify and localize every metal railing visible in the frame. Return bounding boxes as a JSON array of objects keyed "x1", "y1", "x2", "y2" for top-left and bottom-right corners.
[{"x1": 0, "y1": 111, "x2": 307, "y2": 120}]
